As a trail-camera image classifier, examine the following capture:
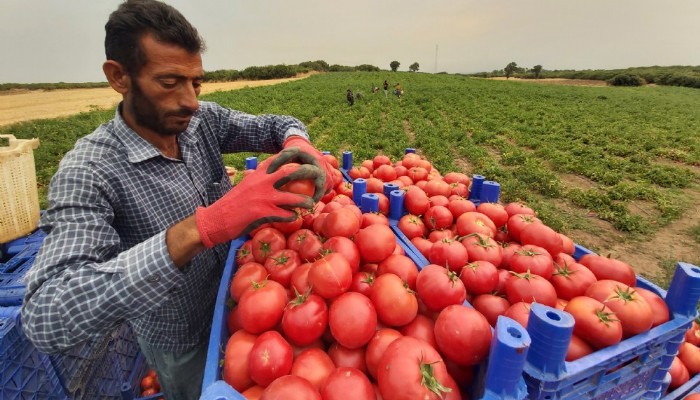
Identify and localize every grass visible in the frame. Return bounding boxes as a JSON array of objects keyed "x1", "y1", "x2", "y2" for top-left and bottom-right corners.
[{"x1": 2, "y1": 71, "x2": 699, "y2": 257}]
